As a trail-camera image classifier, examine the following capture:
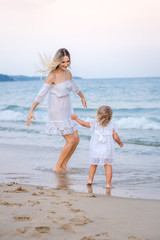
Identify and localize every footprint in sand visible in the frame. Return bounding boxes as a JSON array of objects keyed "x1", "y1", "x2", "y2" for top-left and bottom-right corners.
[
  {"x1": 35, "y1": 226, "x2": 50, "y2": 233},
  {"x1": 0, "y1": 201, "x2": 22, "y2": 207},
  {"x1": 16, "y1": 226, "x2": 30, "y2": 234},
  {"x1": 49, "y1": 210, "x2": 56, "y2": 214},
  {"x1": 70, "y1": 216, "x2": 92, "y2": 226},
  {"x1": 14, "y1": 186, "x2": 28, "y2": 192},
  {"x1": 81, "y1": 236, "x2": 96, "y2": 240},
  {"x1": 38, "y1": 191, "x2": 44, "y2": 195},
  {"x1": 128, "y1": 236, "x2": 142, "y2": 240},
  {"x1": 94, "y1": 232, "x2": 108, "y2": 237},
  {"x1": 3, "y1": 186, "x2": 27, "y2": 193},
  {"x1": 7, "y1": 182, "x2": 17, "y2": 186},
  {"x1": 37, "y1": 186, "x2": 43, "y2": 190},
  {"x1": 14, "y1": 216, "x2": 31, "y2": 221},
  {"x1": 32, "y1": 192, "x2": 38, "y2": 196},
  {"x1": 28, "y1": 200, "x2": 40, "y2": 206},
  {"x1": 70, "y1": 208, "x2": 85, "y2": 213},
  {"x1": 60, "y1": 224, "x2": 75, "y2": 233}
]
